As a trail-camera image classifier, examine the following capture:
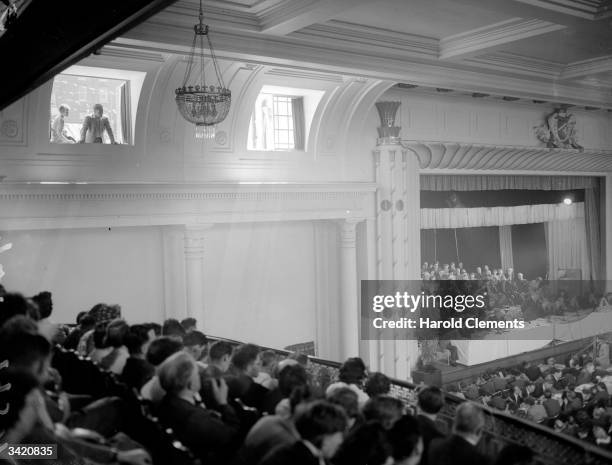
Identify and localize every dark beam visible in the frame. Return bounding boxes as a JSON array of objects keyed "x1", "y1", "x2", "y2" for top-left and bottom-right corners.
[{"x1": 0, "y1": 0, "x2": 178, "y2": 110}]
